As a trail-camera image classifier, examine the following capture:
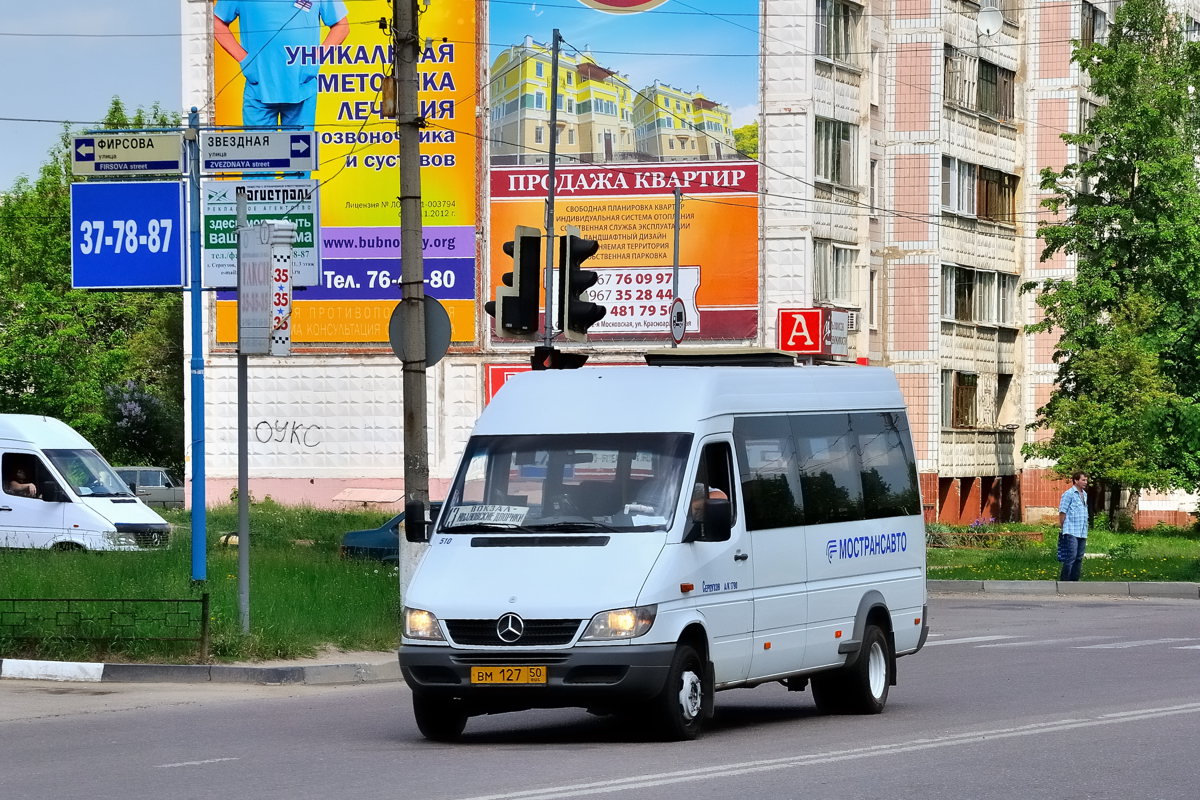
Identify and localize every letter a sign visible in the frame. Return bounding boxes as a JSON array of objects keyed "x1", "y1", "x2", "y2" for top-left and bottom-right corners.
[{"x1": 778, "y1": 309, "x2": 824, "y2": 354}]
